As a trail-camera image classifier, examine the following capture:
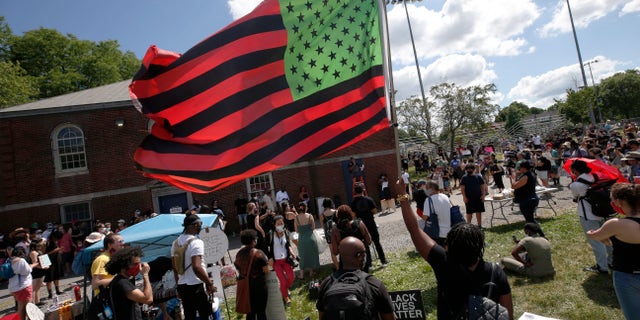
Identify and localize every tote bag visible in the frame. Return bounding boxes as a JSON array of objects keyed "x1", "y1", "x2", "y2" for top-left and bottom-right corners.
[
  {"x1": 235, "y1": 249, "x2": 256, "y2": 314},
  {"x1": 423, "y1": 197, "x2": 440, "y2": 239}
]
